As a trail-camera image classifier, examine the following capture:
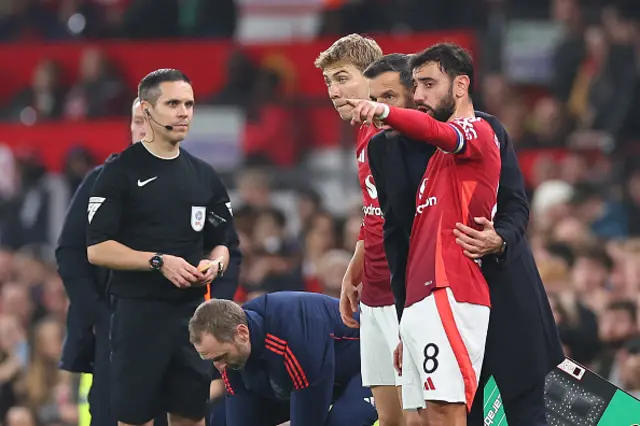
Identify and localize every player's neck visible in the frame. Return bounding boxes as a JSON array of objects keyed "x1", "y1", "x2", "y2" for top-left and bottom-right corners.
[
  {"x1": 141, "y1": 138, "x2": 181, "y2": 159},
  {"x1": 449, "y1": 99, "x2": 475, "y2": 121}
]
